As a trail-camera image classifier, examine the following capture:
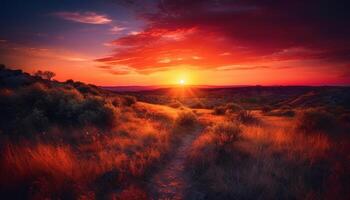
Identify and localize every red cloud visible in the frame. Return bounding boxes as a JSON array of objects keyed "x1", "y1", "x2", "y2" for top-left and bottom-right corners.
[
  {"x1": 54, "y1": 11, "x2": 112, "y2": 24},
  {"x1": 97, "y1": 0, "x2": 350, "y2": 75}
]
